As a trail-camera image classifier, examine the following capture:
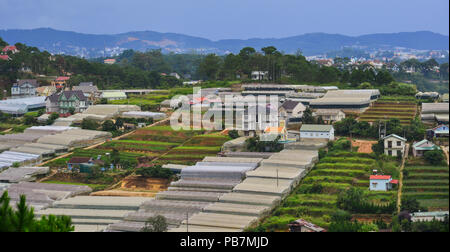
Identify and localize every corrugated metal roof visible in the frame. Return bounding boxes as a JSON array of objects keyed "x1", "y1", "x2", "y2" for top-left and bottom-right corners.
[
  {"x1": 101, "y1": 91, "x2": 127, "y2": 98},
  {"x1": 300, "y1": 124, "x2": 334, "y2": 132}
]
